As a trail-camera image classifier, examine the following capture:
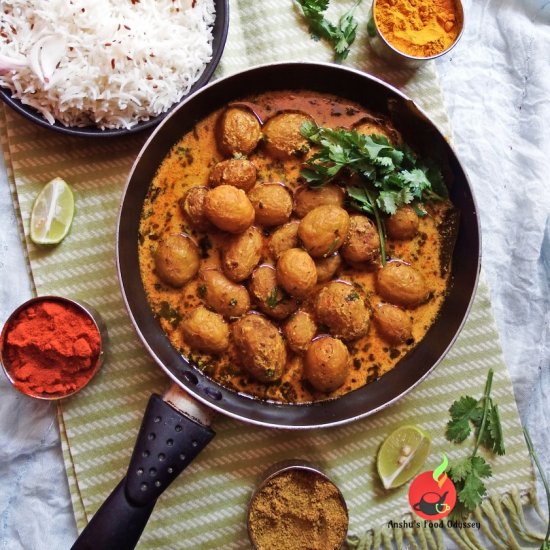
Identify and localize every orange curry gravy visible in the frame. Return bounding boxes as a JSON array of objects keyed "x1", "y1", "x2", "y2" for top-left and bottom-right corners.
[{"x1": 138, "y1": 90, "x2": 453, "y2": 403}]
